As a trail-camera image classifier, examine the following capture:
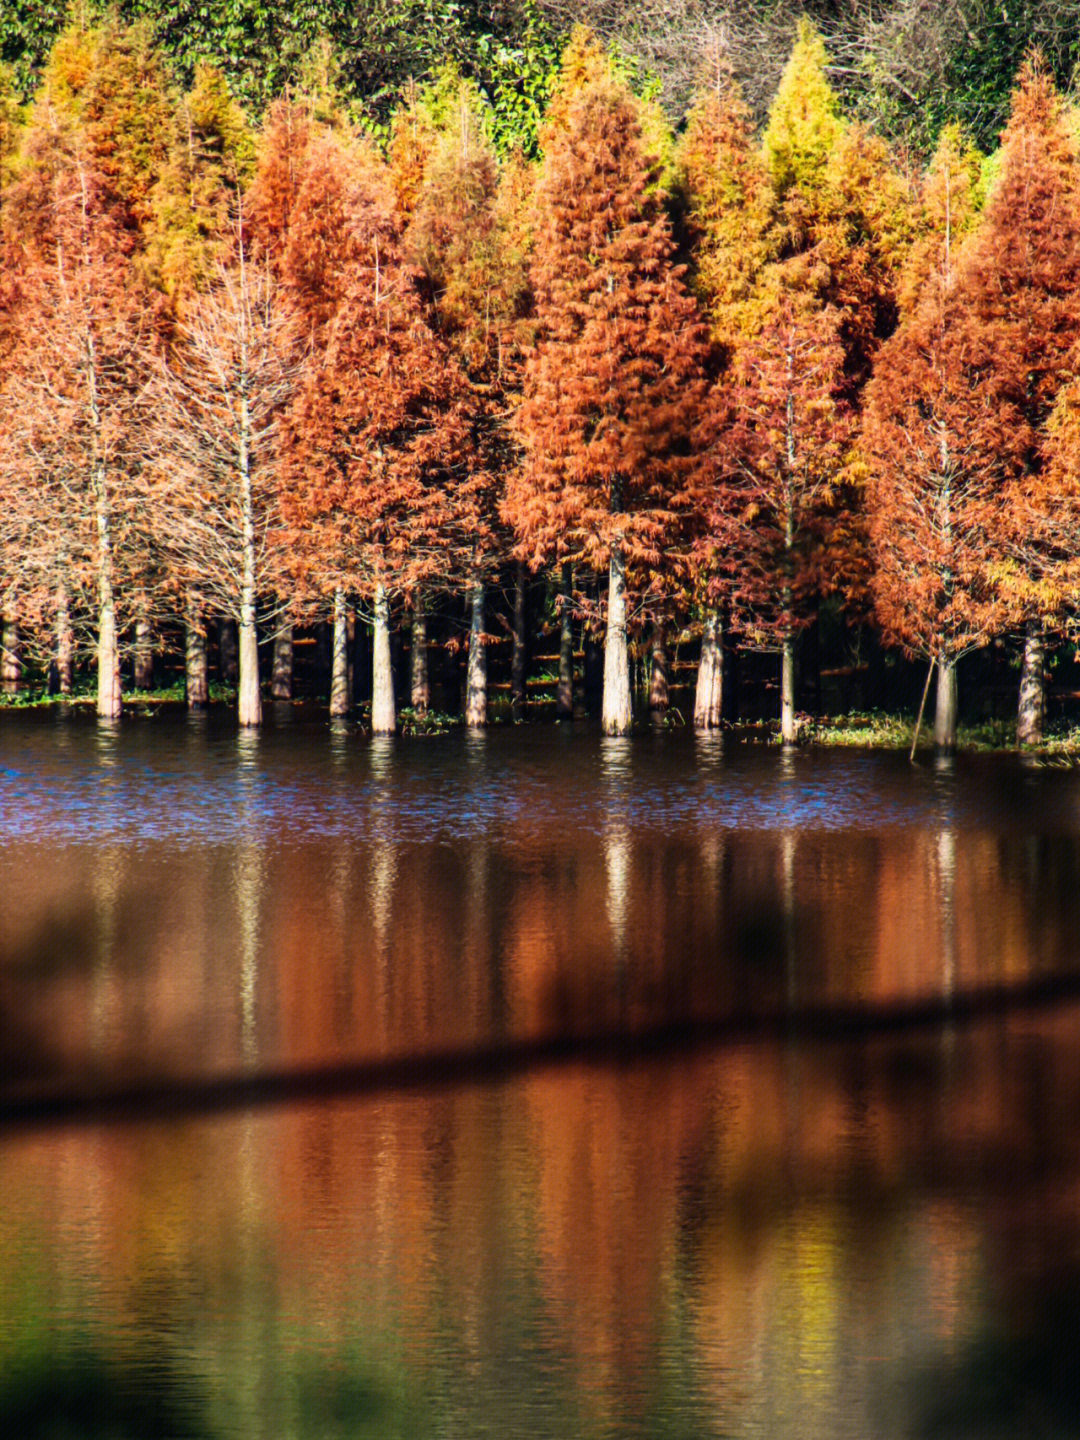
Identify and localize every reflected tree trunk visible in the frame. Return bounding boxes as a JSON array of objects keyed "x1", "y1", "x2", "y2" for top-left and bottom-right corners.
[
  {"x1": 695, "y1": 610, "x2": 723, "y2": 729},
  {"x1": 1017, "y1": 620, "x2": 1045, "y2": 747}
]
